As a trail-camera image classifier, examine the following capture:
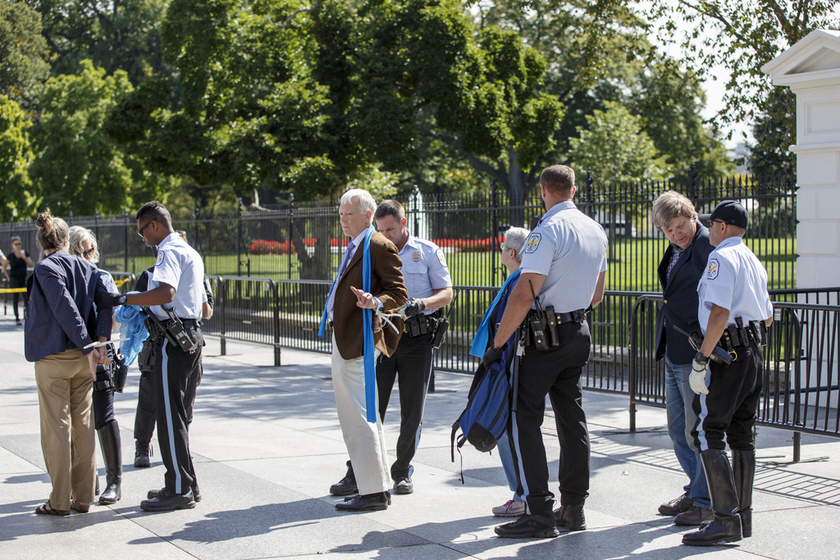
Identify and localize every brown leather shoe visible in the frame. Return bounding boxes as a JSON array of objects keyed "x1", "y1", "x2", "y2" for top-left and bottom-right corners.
[
  {"x1": 674, "y1": 505, "x2": 715, "y2": 526},
  {"x1": 659, "y1": 492, "x2": 693, "y2": 516}
]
